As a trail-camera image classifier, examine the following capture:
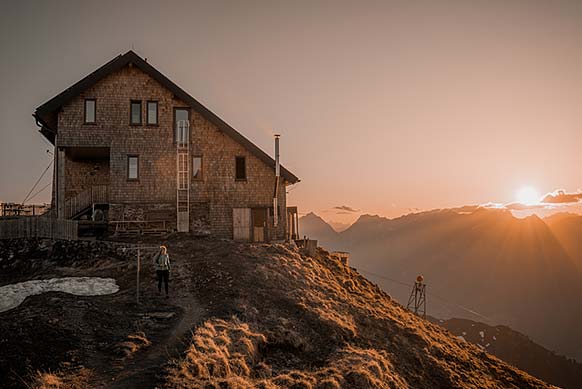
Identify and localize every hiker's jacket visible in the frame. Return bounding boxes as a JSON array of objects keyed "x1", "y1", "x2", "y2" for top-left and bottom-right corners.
[{"x1": 154, "y1": 253, "x2": 171, "y2": 271}]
